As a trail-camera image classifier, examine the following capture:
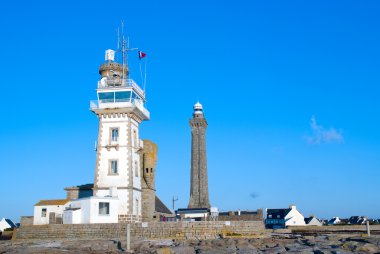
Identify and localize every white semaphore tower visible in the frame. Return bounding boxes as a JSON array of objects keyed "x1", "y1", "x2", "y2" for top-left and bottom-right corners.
[{"x1": 90, "y1": 40, "x2": 149, "y2": 223}]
